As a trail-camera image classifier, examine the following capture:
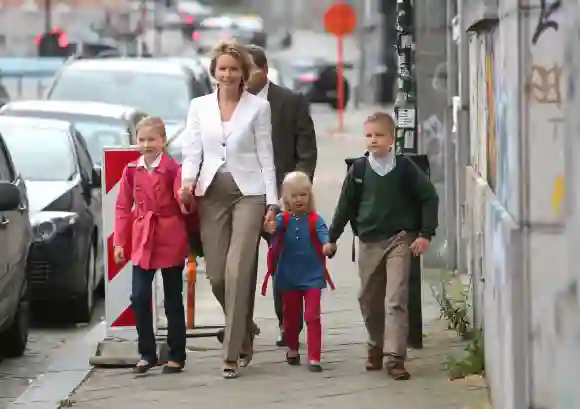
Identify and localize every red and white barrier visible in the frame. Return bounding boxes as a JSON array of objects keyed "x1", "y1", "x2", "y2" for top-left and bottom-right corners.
[{"x1": 102, "y1": 146, "x2": 159, "y2": 340}]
